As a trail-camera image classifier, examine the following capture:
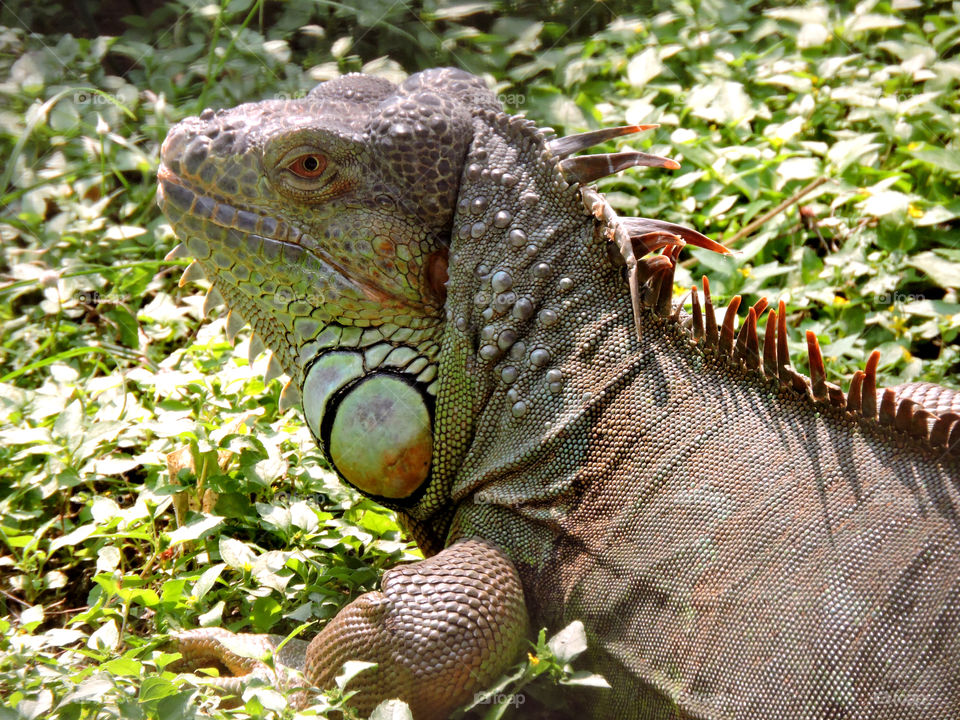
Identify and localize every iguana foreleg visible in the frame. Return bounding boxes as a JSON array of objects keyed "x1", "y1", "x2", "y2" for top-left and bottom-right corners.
[{"x1": 172, "y1": 538, "x2": 529, "y2": 717}]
